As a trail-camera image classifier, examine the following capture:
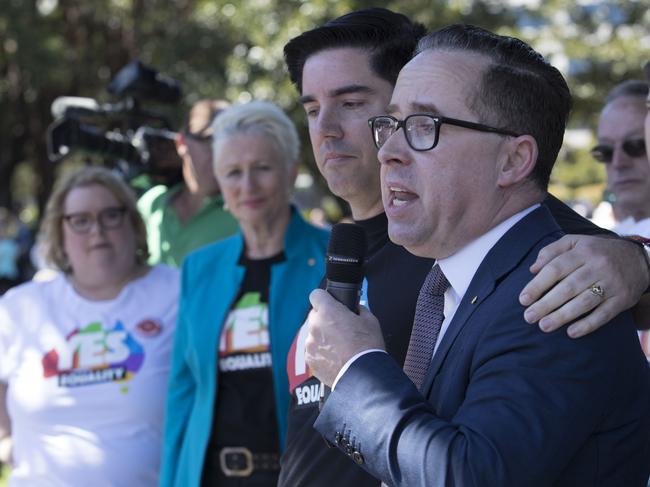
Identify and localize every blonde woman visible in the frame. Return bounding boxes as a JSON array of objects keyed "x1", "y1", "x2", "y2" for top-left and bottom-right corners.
[
  {"x1": 162, "y1": 101, "x2": 328, "y2": 486},
  {"x1": 0, "y1": 166, "x2": 179, "y2": 486}
]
